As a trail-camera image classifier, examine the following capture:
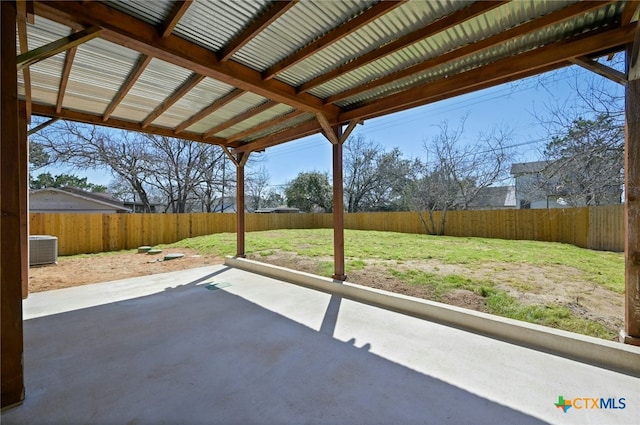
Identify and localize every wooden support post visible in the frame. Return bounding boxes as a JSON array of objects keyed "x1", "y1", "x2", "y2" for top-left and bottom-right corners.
[
  {"x1": 1, "y1": 0, "x2": 26, "y2": 408},
  {"x1": 236, "y1": 157, "x2": 246, "y2": 257},
  {"x1": 19, "y1": 102, "x2": 28, "y2": 299},
  {"x1": 622, "y1": 41, "x2": 640, "y2": 346},
  {"x1": 223, "y1": 147, "x2": 250, "y2": 258},
  {"x1": 332, "y1": 130, "x2": 346, "y2": 281}
]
